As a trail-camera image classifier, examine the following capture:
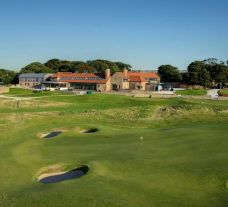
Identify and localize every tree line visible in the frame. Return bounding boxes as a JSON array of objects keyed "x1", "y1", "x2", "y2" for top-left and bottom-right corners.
[
  {"x1": 0, "y1": 59, "x2": 132, "y2": 85},
  {"x1": 158, "y1": 58, "x2": 228, "y2": 88},
  {"x1": 20, "y1": 59, "x2": 132, "y2": 74},
  {"x1": 0, "y1": 58, "x2": 227, "y2": 88}
]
